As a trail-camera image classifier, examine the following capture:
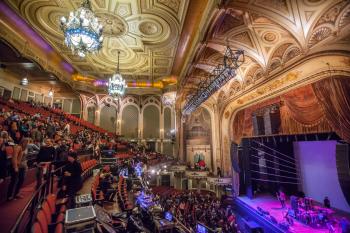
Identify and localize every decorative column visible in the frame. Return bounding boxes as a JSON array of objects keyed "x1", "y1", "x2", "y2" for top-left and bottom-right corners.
[
  {"x1": 211, "y1": 104, "x2": 220, "y2": 174},
  {"x1": 160, "y1": 108, "x2": 164, "y2": 153},
  {"x1": 139, "y1": 107, "x2": 143, "y2": 141}
]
